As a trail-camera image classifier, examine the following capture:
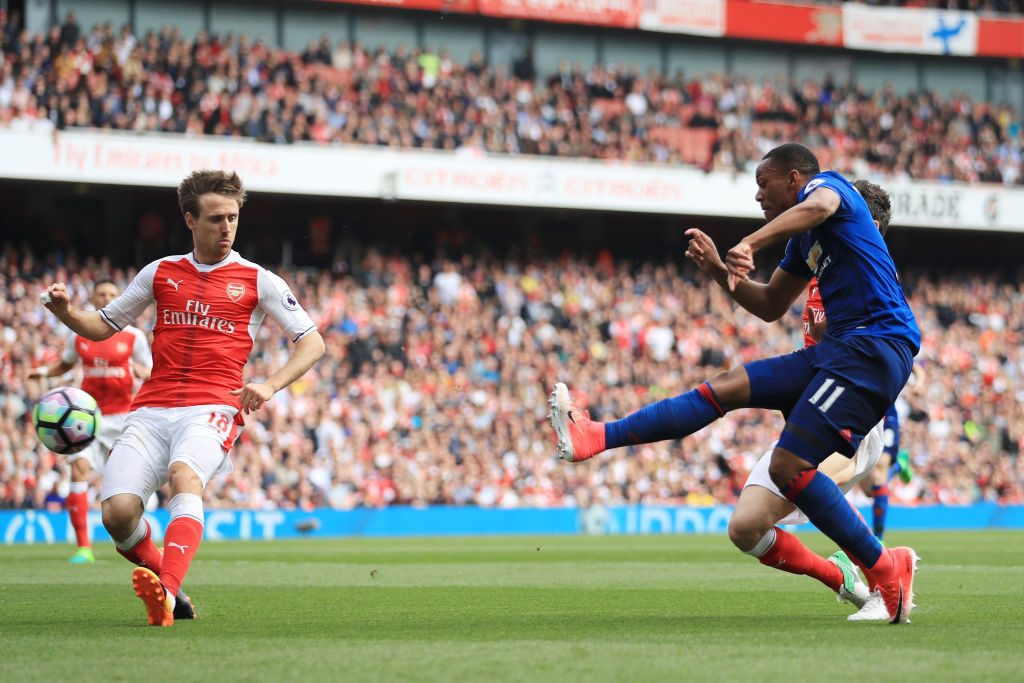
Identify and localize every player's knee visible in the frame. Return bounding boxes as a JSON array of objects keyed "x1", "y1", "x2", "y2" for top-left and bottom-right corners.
[
  {"x1": 727, "y1": 513, "x2": 767, "y2": 553},
  {"x1": 70, "y1": 458, "x2": 91, "y2": 481},
  {"x1": 167, "y1": 461, "x2": 203, "y2": 495},
  {"x1": 706, "y1": 367, "x2": 750, "y2": 412},
  {"x1": 101, "y1": 496, "x2": 140, "y2": 540},
  {"x1": 767, "y1": 450, "x2": 809, "y2": 491}
]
